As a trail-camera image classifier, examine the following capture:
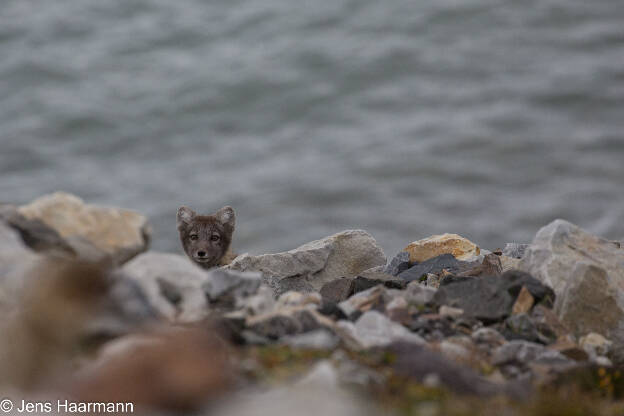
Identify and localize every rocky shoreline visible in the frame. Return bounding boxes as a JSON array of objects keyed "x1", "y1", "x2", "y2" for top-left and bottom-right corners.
[{"x1": 1, "y1": 192, "x2": 624, "y2": 415}]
